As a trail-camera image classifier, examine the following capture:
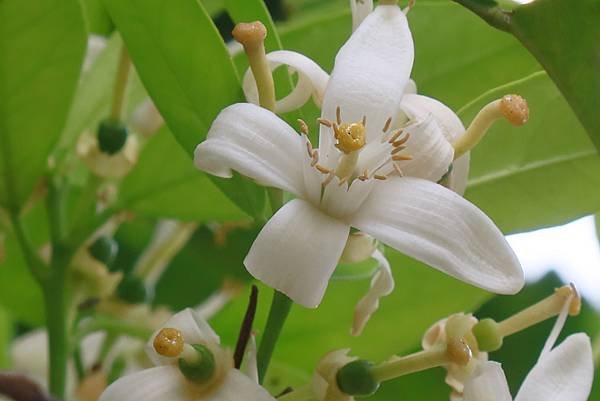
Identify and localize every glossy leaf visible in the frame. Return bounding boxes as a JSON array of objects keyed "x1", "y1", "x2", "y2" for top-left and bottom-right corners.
[
  {"x1": 454, "y1": 0, "x2": 600, "y2": 153},
  {"x1": 118, "y1": 128, "x2": 245, "y2": 221},
  {"x1": 102, "y1": 0, "x2": 241, "y2": 154},
  {"x1": 461, "y1": 71, "x2": 600, "y2": 234},
  {"x1": 0, "y1": 0, "x2": 87, "y2": 212},
  {"x1": 81, "y1": 0, "x2": 114, "y2": 36}
]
